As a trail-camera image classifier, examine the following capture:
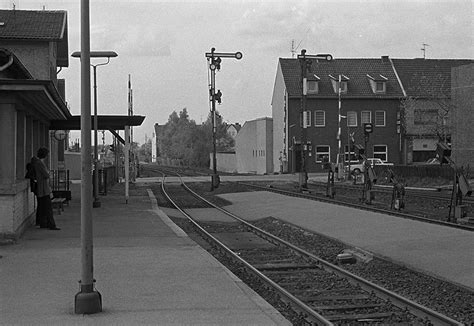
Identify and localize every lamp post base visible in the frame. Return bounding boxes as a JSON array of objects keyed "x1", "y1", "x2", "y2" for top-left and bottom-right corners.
[
  {"x1": 210, "y1": 174, "x2": 220, "y2": 191},
  {"x1": 74, "y1": 289, "x2": 102, "y2": 314},
  {"x1": 299, "y1": 172, "x2": 308, "y2": 191},
  {"x1": 93, "y1": 199, "x2": 101, "y2": 208}
]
